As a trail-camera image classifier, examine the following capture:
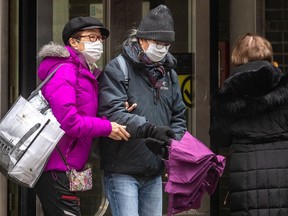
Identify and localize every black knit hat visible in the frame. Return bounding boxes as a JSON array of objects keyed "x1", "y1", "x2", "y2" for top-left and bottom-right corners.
[
  {"x1": 62, "y1": 16, "x2": 110, "y2": 45},
  {"x1": 136, "y1": 5, "x2": 175, "y2": 43}
]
